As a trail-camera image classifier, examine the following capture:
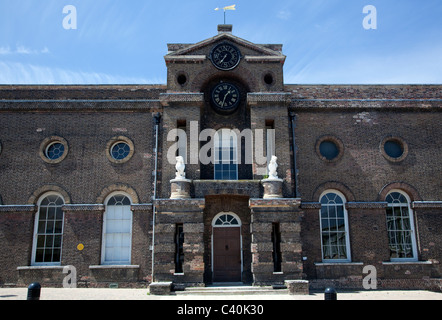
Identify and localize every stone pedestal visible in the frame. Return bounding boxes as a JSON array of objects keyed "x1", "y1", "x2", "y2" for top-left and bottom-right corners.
[
  {"x1": 261, "y1": 178, "x2": 283, "y2": 199},
  {"x1": 149, "y1": 282, "x2": 172, "y2": 295},
  {"x1": 170, "y1": 179, "x2": 192, "y2": 199},
  {"x1": 285, "y1": 280, "x2": 310, "y2": 295}
]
